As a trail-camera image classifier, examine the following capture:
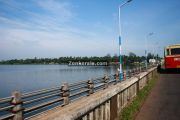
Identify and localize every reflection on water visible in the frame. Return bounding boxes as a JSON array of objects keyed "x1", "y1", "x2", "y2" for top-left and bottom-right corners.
[{"x1": 0, "y1": 65, "x2": 118, "y2": 98}]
